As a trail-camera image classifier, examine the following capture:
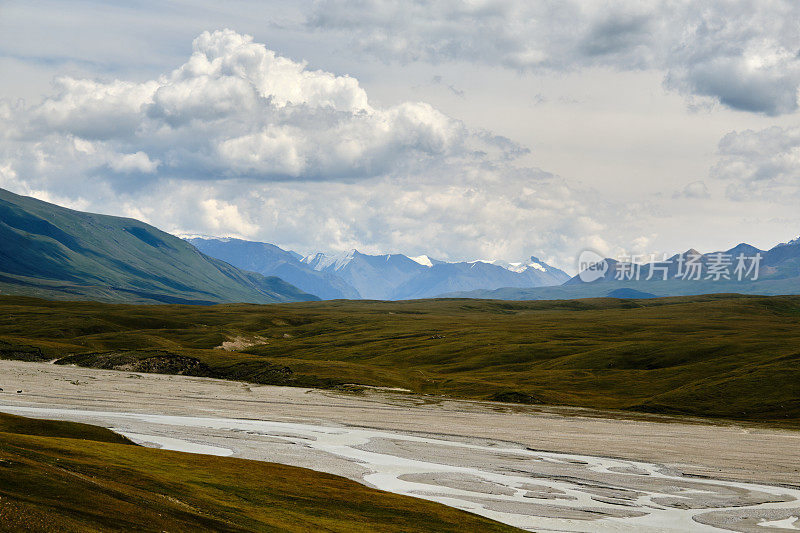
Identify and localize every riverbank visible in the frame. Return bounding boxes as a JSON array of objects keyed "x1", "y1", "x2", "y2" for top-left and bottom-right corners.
[{"x1": 2, "y1": 360, "x2": 799, "y2": 531}]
